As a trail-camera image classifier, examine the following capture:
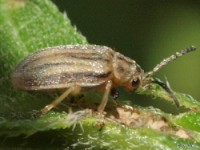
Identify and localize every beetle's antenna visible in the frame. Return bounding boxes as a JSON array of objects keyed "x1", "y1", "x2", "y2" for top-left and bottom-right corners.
[{"x1": 145, "y1": 46, "x2": 196, "y2": 78}]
